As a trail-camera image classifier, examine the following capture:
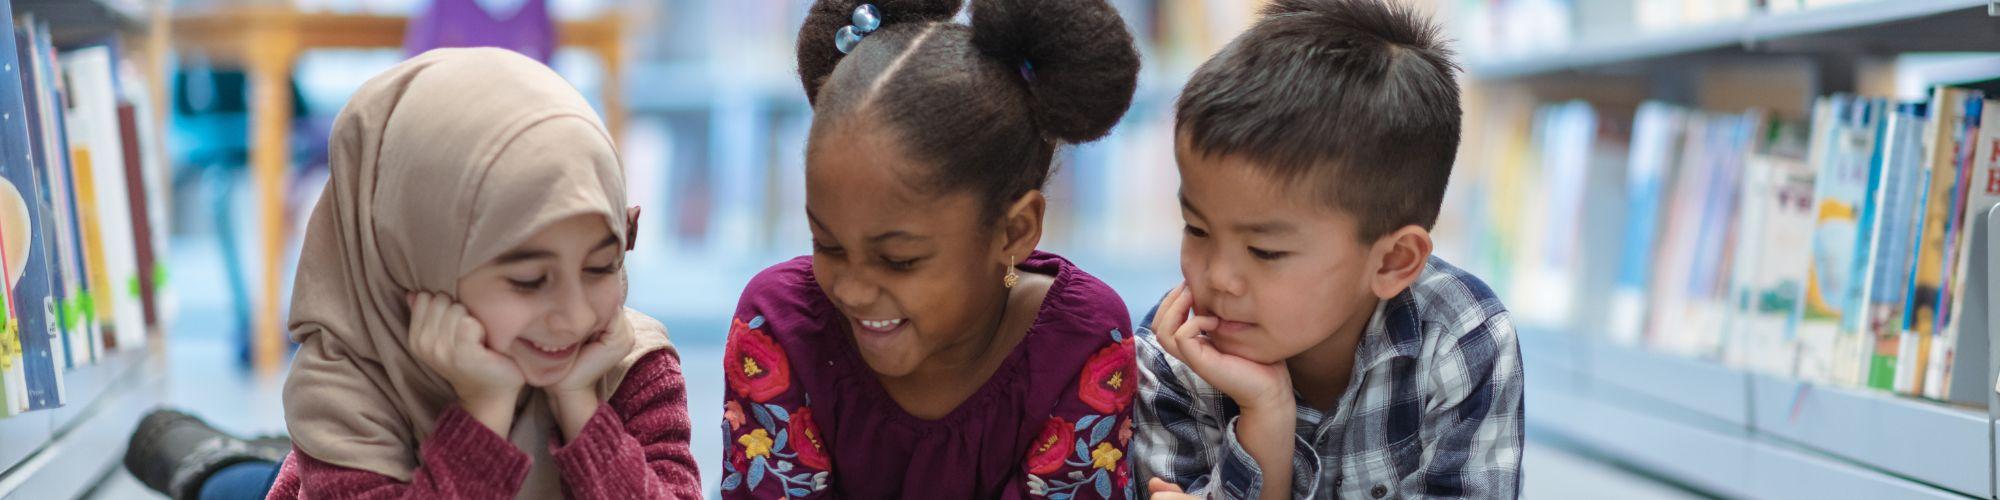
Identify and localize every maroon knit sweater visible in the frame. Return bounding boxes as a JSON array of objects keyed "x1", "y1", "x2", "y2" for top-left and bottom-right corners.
[{"x1": 265, "y1": 349, "x2": 701, "y2": 499}]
